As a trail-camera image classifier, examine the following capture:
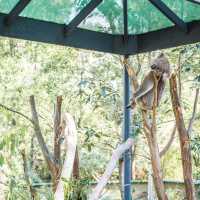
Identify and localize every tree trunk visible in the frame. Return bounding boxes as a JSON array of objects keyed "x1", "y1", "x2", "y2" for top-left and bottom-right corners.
[
  {"x1": 73, "y1": 148, "x2": 80, "y2": 179},
  {"x1": 142, "y1": 75, "x2": 168, "y2": 200},
  {"x1": 54, "y1": 113, "x2": 77, "y2": 200},
  {"x1": 29, "y1": 95, "x2": 58, "y2": 179},
  {"x1": 53, "y1": 96, "x2": 62, "y2": 191},
  {"x1": 169, "y1": 74, "x2": 196, "y2": 200},
  {"x1": 143, "y1": 127, "x2": 168, "y2": 200},
  {"x1": 54, "y1": 96, "x2": 62, "y2": 165}
]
